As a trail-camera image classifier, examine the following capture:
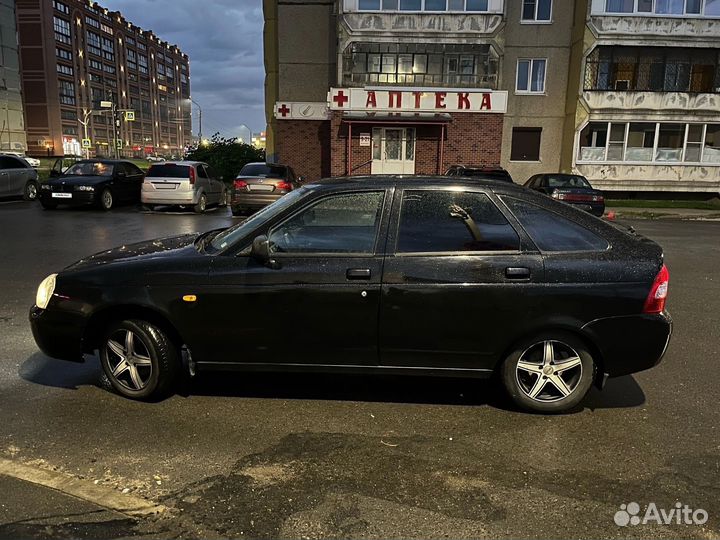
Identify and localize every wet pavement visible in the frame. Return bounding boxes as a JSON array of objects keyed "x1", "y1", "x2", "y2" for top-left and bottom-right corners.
[{"x1": 0, "y1": 199, "x2": 718, "y2": 539}]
